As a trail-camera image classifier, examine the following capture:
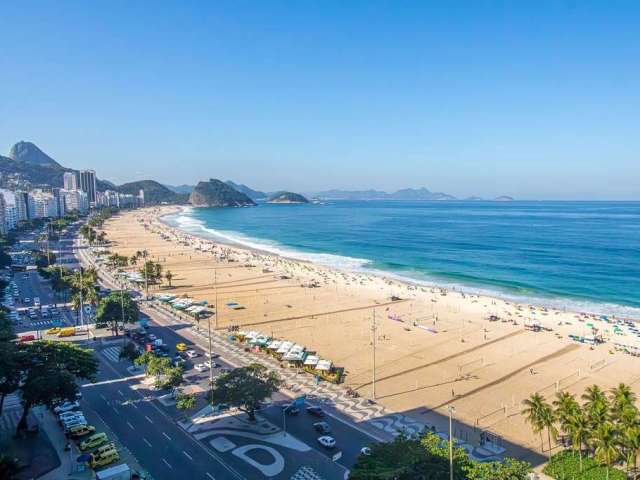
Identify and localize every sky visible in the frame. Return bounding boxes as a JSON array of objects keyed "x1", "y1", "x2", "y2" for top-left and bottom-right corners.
[{"x1": 1, "y1": 1, "x2": 639, "y2": 200}]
